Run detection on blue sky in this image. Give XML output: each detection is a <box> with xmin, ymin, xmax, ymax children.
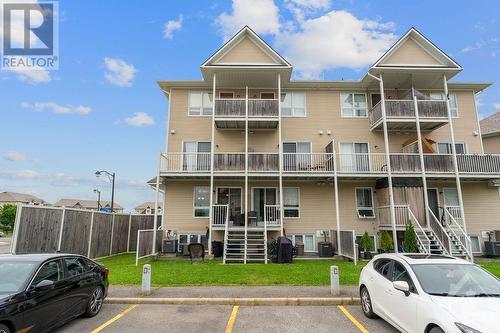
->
<box><xmin>1</xmin><ymin>0</ymin><xmax>499</xmax><ymax>211</ymax></box>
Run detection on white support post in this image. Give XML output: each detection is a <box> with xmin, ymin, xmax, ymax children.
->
<box><xmin>57</xmin><ymin>207</ymin><xmax>66</xmax><ymax>252</ymax></box>
<box><xmin>378</xmin><ymin>74</ymin><xmax>398</xmax><ymax>252</ymax></box>
<box><xmin>278</xmin><ymin>73</ymin><xmax>284</xmax><ymax>236</ymax></box>
<box><xmin>152</xmin><ymin>153</ymin><xmax>161</xmax><ymax>255</ymax></box>
<box><xmin>332</xmin><ymin>142</ymin><xmax>341</xmax><ymax>254</ymax></box>
<box><xmin>244</xmin><ymin>85</ymin><xmax>249</xmax><ymax>264</ymax></box>
<box><xmin>87</xmin><ymin>211</ymin><xmax>95</xmax><ymax>258</ymax></box>
<box><xmin>413</xmin><ymin>90</ymin><xmax>430</xmax><ymax>227</ymax></box>
<box><xmin>165</xmin><ymin>88</ymin><xmax>173</xmax><ymax>153</ymax></box>
<box><xmin>127</xmin><ymin>214</ymin><xmax>132</xmax><ymax>252</ymax></box>
<box><xmin>135</xmin><ymin>229</ymin><xmax>141</xmax><ymax>266</ymax></box>
<box><xmin>109</xmin><ymin>213</ymin><xmax>115</xmax><ymax>256</ymax></box>
<box><xmin>208</xmin><ymin>73</ymin><xmax>216</xmax><ymax>256</ymax></box>
<box><xmin>443</xmin><ymin>75</ymin><xmax>469</xmax><ymax>238</ymax></box>
<box><xmin>10</xmin><ymin>203</ymin><xmax>23</xmax><ymax>254</ymax></box>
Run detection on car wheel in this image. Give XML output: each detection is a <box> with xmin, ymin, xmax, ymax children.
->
<box><xmin>360</xmin><ymin>286</ymin><xmax>378</xmax><ymax>319</ymax></box>
<box><xmin>0</xmin><ymin>324</ymin><xmax>10</xmax><ymax>333</ymax></box>
<box><xmin>85</xmin><ymin>286</ymin><xmax>104</xmax><ymax>317</ymax></box>
<box><xmin>429</xmin><ymin>327</ymin><xmax>445</xmax><ymax>333</ymax></box>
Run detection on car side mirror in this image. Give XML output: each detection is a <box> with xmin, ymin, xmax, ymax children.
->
<box><xmin>393</xmin><ymin>280</ymin><xmax>410</xmax><ymax>296</ymax></box>
<box><xmin>34</xmin><ymin>280</ymin><xmax>55</xmax><ymax>291</ymax></box>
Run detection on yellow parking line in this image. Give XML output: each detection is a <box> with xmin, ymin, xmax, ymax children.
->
<box><xmin>225</xmin><ymin>305</ymin><xmax>239</xmax><ymax>333</ymax></box>
<box><xmin>338</xmin><ymin>305</ymin><xmax>369</xmax><ymax>333</ymax></box>
<box><xmin>90</xmin><ymin>304</ymin><xmax>139</xmax><ymax>333</ymax></box>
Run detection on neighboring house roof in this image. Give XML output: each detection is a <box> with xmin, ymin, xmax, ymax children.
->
<box><xmin>0</xmin><ymin>192</ymin><xmax>46</xmax><ymax>205</ymax></box>
<box><xmin>134</xmin><ymin>202</ymin><xmax>163</xmax><ymax>211</ymax></box>
<box><xmin>480</xmin><ymin>112</ymin><xmax>500</xmax><ymax>137</ymax></box>
<box><xmin>54</xmin><ymin>198</ymin><xmax>123</xmax><ymax>210</ymax></box>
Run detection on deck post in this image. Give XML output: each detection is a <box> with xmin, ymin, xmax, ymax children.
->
<box><xmin>332</xmin><ymin>141</ymin><xmax>341</xmax><ymax>254</ymax></box>
<box><xmin>208</xmin><ymin>73</ymin><xmax>216</xmax><ymax>257</ymax></box>
<box><xmin>244</xmin><ymin>85</ymin><xmax>248</xmax><ymax>264</ymax></box>
<box><xmin>152</xmin><ymin>153</ymin><xmax>161</xmax><ymax>255</ymax></box>
<box><xmin>278</xmin><ymin>73</ymin><xmax>284</xmax><ymax>237</ymax></box>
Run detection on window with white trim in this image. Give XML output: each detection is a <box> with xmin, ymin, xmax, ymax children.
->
<box><xmin>355</xmin><ymin>188</ymin><xmax>375</xmax><ymax>218</ymax></box>
<box><xmin>437</xmin><ymin>143</ymin><xmax>467</xmax><ymax>154</ymax></box>
<box><xmin>188</xmin><ymin>92</ymin><xmax>213</xmax><ymax>116</ymax></box>
<box><xmin>178</xmin><ymin>234</ymin><xmax>208</xmax><ymax>252</ymax></box>
<box><xmin>193</xmin><ymin>186</ymin><xmax>210</xmax><ymax>217</ymax></box>
<box><xmin>430</xmin><ymin>93</ymin><xmax>458</xmax><ymax>117</ymax></box>
<box><xmin>287</xmin><ymin>234</ymin><xmax>315</xmax><ymax>252</ymax></box>
<box><xmin>283</xmin><ymin>188</ymin><xmax>300</xmax><ymax>218</ymax></box>
<box><xmin>470</xmin><ymin>235</ymin><xmax>481</xmax><ymax>253</ymax></box>
<box><xmin>281</xmin><ymin>92</ymin><xmax>306</xmax><ymax>117</ymax></box>
<box><xmin>341</xmin><ymin>93</ymin><xmax>368</xmax><ymax>117</ymax></box>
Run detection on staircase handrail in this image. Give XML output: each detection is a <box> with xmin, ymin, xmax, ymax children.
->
<box><xmin>222</xmin><ymin>204</ymin><xmax>229</xmax><ymax>264</ymax></box>
<box><xmin>264</xmin><ymin>212</ymin><xmax>268</xmax><ymax>264</ymax></box>
<box><xmin>443</xmin><ymin>208</ymin><xmax>473</xmax><ymax>262</ymax></box>
<box><xmin>407</xmin><ymin>206</ymin><xmax>431</xmax><ymax>254</ymax></box>
<box><xmin>427</xmin><ymin>207</ymin><xmax>452</xmax><ymax>255</ymax></box>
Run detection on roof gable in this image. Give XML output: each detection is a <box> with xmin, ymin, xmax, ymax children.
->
<box><xmin>373</xmin><ymin>28</ymin><xmax>461</xmax><ymax>69</ymax></box>
<box><xmin>202</xmin><ymin>26</ymin><xmax>291</xmax><ymax>67</ymax></box>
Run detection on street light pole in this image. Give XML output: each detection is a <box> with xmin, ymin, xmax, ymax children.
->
<box><xmin>95</xmin><ymin>170</ymin><xmax>116</xmax><ymax>213</ymax></box>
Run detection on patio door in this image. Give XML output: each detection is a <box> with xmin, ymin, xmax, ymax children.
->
<box><xmin>253</xmin><ymin>188</ymin><xmax>278</xmax><ymax>222</ymax></box>
<box><xmin>427</xmin><ymin>189</ymin><xmax>439</xmax><ymax>221</ymax></box>
<box><xmin>216</xmin><ymin>187</ymin><xmax>242</xmax><ymax>221</ymax></box>
<box><xmin>183</xmin><ymin>141</ymin><xmax>211</xmax><ymax>171</ymax></box>
<box><xmin>339</xmin><ymin>142</ymin><xmax>369</xmax><ymax>172</ymax></box>
<box><xmin>283</xmin><ymin>142</ymin><xmax>311</xmax><ymax>171</ymax></box>
<box><xmin>443</xmin><ymin>188</ymin><xmax>461</xmax><ymax>223</ymax></box>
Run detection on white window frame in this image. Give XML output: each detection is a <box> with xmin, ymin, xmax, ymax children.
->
<box><xmin>188</xmin><ymin>91</ymin><xmax>213</xmax><ymax>116</ymax></box>
<box><xmin>338</xmin><ymin>142</ymin><xmax>371</xmax><ymax>172</ymax></box>
<box><xmin>283</xmin><ymin>187</ymin><xmax>300</xmax><ymax>219</ymax></box>
<box><xmin>287</xmin><ymin>234</ymin><xmax>316</xmax><ymax>252</ymax></box>
<box><xmin>430</xmin><ymin>92</ymin><xmax>458</xmax><ymax>118</ymax></box>
<box><xmin>469</xmin><ymin>235</ymin><xmax>482</xmax><ymax>254</ymax></box>
<box><xmin>281</xmin><ymin>91</ymin><xmax>306</xmax><ymax>117</ymax></box>
<box><xmin>436</xmin><ymin>142</ymin><xmax>467</xmax><ymax>155</ymax></box>
<box><xmin>193</xmin><ymin>186</ymin><xmax>210</xmax><ymax>218</ymax></box>
<box><xmin>341</xmin><ymin>92</ymin><xmax>368</xmax><ymax>118</ymax></box>
<box><xmin>178</xmin><ymin>233</ymin><xmax>208</xmax><ymax>252</ymax></box>
<box><xmin>355</xmin><ymin>187</ymin><xmax>375</xmax><ymax>219</ymax></box>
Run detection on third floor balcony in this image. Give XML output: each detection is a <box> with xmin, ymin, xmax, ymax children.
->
<box><xmin>214</xmin><ymin>98</ymin><xmax>279</xmax><ymax>129</ymax></box>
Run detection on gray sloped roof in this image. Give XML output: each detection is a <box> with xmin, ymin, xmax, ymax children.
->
<box><xmin>54</xmin><ymin>198</ymin><xmax>123</xmax><ymax>209</ymax></box>
<box><xmin>480</xmin><ymin>112</ymin><xmax>500</xmax><ymax>136</ymax></box>
<box><xmin>0</xmin><ymin>191</ymin><xmax>46</xmax><ymax>204</ymax></box>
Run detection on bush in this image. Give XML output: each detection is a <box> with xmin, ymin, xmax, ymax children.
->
<box><xmin>0</xmin><ymin>204</ymin><xmax>16</xmax><ymax>230</ymax></box>
<box><xmin>403</xmin><ymin>222</ymin><xmax>418</xmax><ymax>253</ymax></box>
<box><xmin>359</xmin><ymin>232</ymin><xmax>373</xmax><ymax>252</ymax></box>
<box><xmin>379</xmin><ymin>230</ymin><xmax>394</xmax><ymax>252</ymax></box>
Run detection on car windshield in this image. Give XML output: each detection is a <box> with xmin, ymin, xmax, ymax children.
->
<box><xmin>412</xmin><ymin>264</ymin><xmax>500</xmax><ymax>297</ymax></box>
<box><xmin>0</xmin><ymin>261</ymin><xmax>37</xmax><ymax>293</ymax></box>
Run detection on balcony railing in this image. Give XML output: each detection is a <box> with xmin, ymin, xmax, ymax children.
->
<box><xmin>370</xmin><ymin>99</ymin><xmax>449</xmax><ymax>126</ymax></box>
<box><xmin>160</xmin><ymin>152</ymin><xmax>500</xmax><ymax>175</ymax></box>
<box><xmin>214</xmin><ymin>99</ymin><xmax>279</xmax><ymax>117</ymax></box>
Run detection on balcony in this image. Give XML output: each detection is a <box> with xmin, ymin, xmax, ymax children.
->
<box><xmin>369</xmin><ymin>99</ymin><xmax>449</xmax><ymax>131</ymax></box>
<box><xmin>159</xmin><ymin>152</ymin><xmax>500</xmax><ymax>178</ymax></box>
<box><xmin>214</xmin><ymin>99</ymin><xmax>279</xmax><ymax>129</ymax></box>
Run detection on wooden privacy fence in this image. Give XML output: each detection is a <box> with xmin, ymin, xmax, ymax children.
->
<box><xmin>11</xmin><ymin>204</ymin><xmax>161</xmax><ymax>259</ymax></box>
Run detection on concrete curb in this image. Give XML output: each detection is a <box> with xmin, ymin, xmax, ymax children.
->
<box><xmin>105</xmin><ymin>297</ymin><xmax>361</xmax><ymax>306</ymax></box>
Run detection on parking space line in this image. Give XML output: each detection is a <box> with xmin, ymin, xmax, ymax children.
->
<box><xmin>224</xmin><ymin>305</ymin><xmax>239</xmax><ymax>333</ymax></box>
<box><xmin>89</xmin><ymin>304</ymin><xmax>139</xmax><ymax>333</ymax></box>
<box><xmin>338</xmin><ymin>306</ymin><xmax>369</xmax><ymax>333</ymax></box>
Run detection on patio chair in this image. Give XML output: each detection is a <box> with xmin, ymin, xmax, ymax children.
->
<box><xmin>247</xmin><ymin>211</ymin><xmax>258</xmax><ymax>226</ymax></box>
<box><xmin>188</xmin><ymin>243</ymin><xmax>205</xmax><ymax>262</ymax></box>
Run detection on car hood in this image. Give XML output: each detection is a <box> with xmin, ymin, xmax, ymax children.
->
<box><xmin>431</xmin><ymin>296</ymin><xmax>500</xmax><ymax>332</ymax></box>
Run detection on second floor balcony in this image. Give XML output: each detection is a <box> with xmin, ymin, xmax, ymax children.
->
<box><xmin>214</xmin><ymin>98</ymin><xmax>279</xmax><ymax>129</ymax></box>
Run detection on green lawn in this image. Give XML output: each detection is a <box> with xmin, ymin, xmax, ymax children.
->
<box><xmin>477</xmin><ymin>260</ymin><xmax>500</xmax><ymax>278</ymax></box>
<box><xmin>97</xmin><ymin>254</ymin><xmax>366</xmax><ymax>286</ymax></box>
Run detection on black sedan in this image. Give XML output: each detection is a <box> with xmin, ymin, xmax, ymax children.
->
<box><xmin>0</xmin><ymin>253</ymin><xmax>109</xmax><ymax>333</ymax></box>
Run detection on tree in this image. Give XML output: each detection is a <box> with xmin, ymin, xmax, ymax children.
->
<box><xmin>403</xmin><ymin>222</ymin><xmax>418</xmax><ymax>253</ymax></box>
<box><xmin>359</xmin><ymin>232</ymin><xmax>373</xmax><ymax>252</ymax></box>
<box><xmin>0</xmin><ymin>204</ymin><xmax>16</xmax><ymax>230</ymax></box>
<box><xmin>379</xmin><ymin>230</ymin><xmax>394</xmax><ymax>252</ymax></box>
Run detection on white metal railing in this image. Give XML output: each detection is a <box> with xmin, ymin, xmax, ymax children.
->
<box><xmin>443</xmin><ymin>206</ymin><xmax>463</xmax><ymax>227</ymax></box>
<box><xmin>339</xmin><ymin>230</ymin><xmax>357</xmax><ymax>265</ymax></box>
<box><xmin>443</xmin><ymin>208</ymin><xmax>473</xmax><ymax>262</ymax></box>
<box><xmin>457</xmin><ymin>154</ymin><xmax>500</xmax><ymax>174</ymax></box>
<box><xmin>264</xmin><ymin>205</ymin><xmax>281</xmax><ymax>226</ymax></box>
<box><xmin>428</xmin><ymin>207</ymin><xmax>452</xmax><ymax>255</ymax></box>
<box><xmin>212</xmin><ymin>204</ymin><xmax>229</xmax><ymax>226</ymax></box>
<box><xmin>407</xmin><ymin>207</ymin><xmax>431</xmax><ymax>254</ymax></box>
<box><xmin>282</xmin><ymin>153</ymin><xmax>334</xmax><ymax>173</ymax></box>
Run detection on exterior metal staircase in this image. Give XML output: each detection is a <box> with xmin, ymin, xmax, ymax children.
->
<box><xmin>223</xmin><ymin>229</ymin><xmax>267</xmax><ymax>264</ymax></box>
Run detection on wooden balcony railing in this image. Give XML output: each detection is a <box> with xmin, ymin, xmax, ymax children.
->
<box><xmin>214</xmin><ymin>99</ymin><xmax>279</xmax><ymax>117</ymax></box>
<box><xmin>370</xmin><ymin>99</ymin><xmax>449</xmax><ymax>126</ymax></box>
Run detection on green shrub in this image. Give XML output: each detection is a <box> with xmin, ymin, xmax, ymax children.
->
<box><xmin>359</xmin><ymin>232</ymin><xmax>373</xmax><ymax>252</ymax></box>
<box><xmin>403</xmin><ymin>222</ymin><xmax>418</xmax><ymax>253</ymax></box>
<box><xmin>379</xmin><ymin>230</ymin><xmax>394</xmax><ymax>252</ymax></box>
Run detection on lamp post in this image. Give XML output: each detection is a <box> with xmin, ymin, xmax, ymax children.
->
<box><xmin>95</xmin><ymin>170</ymin><xmax>115</xmax><ymax>213</ymax></box>
<box><xmin>93</xmin><ymin>189</ymin><xmax>101</xmax><ymax>211</ymax></box>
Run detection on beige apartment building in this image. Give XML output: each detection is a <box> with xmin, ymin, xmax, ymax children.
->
<box><xmin>155</xmin><ymin>26</ymin><xmax>500</xmax><ymax>263</ymax></box>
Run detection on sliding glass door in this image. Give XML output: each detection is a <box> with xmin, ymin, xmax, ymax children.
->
<box><xmin>216</xmin><ymin>187</ymin><xmax>242</xmax><ymax>221</ymax></box>
<box><xmin>183</xmin><ymin>142</ymin><xmax>211</xmax><ymax>171</ymax></box>
<box><xmin>283</xmin><ymin>142</ymin><xmax>311</xmax><ymax>171</ymax></box>
<box><xmin>253</xmin><ymin>188</ymin><xmax>277</xmax><ymax>222</ymax></box>
<box><xmin>339</xmin><ymin>142</ymin><xmax>369</xmax><ymax>172</ymax></box>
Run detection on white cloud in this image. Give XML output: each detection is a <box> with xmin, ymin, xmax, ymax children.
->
<box><xmin>460</xmin><ymin>41</ymin><xmax>485</xmax><ymax>54</ymax></box>
<box><xmin>104</xmin><ymin>57</ymin><xmax>137</xmax><ymax>87</ymax></box>
<box><xmin>5</xmin><ymin>67</ymin><xmax>51</xmax><ymax>84</ymax></box>
<box><xmin>216</xmin><ymin>0</ymin><xmax>280</xmax><ymax>40</ymax></box>
<box><xmin>163</xmin><ymin>15</ymin><xmax>183</xmax><ymax>39</ymax></box>
<box><xmin>276</xmin><ymin>10</ymin><xmax>396</xmax><ymax>78</ymax></box>
<box><xmin>494</xmin><ymin>103</ymin><xmax>500</xmax><ymax>111</ymax></box>
<box><xmin>2</xmin><ymin>151</ymin><xmax>29</xmax><ymax>162</ymax></box>
<box><xmin>123</xmin><ymin>112</ymin><xmax>155</xmax><ymax>127</ymax></box>
<box><xmin>21</xmin><ymin>101</ymin><xmax>91</xmax><ymax>115</ymax></box>
<box><xmin>0</xmin><ymin>169</ymin><xmax>40</xmax><ymax>179</ymax></box>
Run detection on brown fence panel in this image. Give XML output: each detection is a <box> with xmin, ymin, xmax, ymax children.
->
<box><xmin>60</xmin><ymin>209</ymin><xmax>93</xmax><ymax>255</ymax></box>
<box><xmin>128</xmin><ymin>215</ymin><xmax>161</xmax><ymax>251</ymax></box>
<box><xmin>15</xmin><ymin>206</ymin><xmax>63</xmax><ymax>254</ymax></box>
<box><xmin>90</xmin><ymin>213</ymin><xmax>113</xmax><ymax>258</ymax></box>
<box><xmin>111</xmin><ymin>215</ymin><xmax>129</xmax><ymax>255</ymax></box>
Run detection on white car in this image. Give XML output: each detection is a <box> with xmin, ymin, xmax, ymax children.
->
<box><xmin>359</xmin><ymin>253</ymin><xmax>500</xmax><ymax>333</ymax></box>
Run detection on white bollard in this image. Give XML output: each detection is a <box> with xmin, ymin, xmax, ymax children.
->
<box><xmin>142</xmin><ymin>264</ymin><xmax>151</xmax><ymax>295</ymax></box>
<box><xmin>330</xmin><ymin>265</ymin><xmax>340</xmax><ymax>296</ymax></box>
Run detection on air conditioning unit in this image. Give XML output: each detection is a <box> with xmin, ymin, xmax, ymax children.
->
<box><xmin>162</xmin><ymin>239</ymin><xmax>178</xmax><ymax>253</ymax></box>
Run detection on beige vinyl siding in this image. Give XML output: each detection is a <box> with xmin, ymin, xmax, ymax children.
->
<box><xmin>482</xmin><ymin>135</ymin><xmax>500</xmax><ymax>153</ymax></box>
<box><xmin>215</xmin><ymin>37</ymin><xmax>277</xmax><ymax>64</ymax></box>
<box><xmin>381</xmin><ymin>38</ymin><xmax>442</xmax><ymax>66</ymax></box>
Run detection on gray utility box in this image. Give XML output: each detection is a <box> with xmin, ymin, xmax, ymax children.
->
<box><xmin>318</xmin><ymin>242</ymin><xmax>334</xmax><ymax>257</ymax></box>
<box><xmin>162</xmin><ymin>240</ymin><xmax>178</xmax><ymax>253</ymax></box>
<box><xmin>484</xmin><ymin>241</ymin><xmax>500</xmax><ymax>257</ymax></box>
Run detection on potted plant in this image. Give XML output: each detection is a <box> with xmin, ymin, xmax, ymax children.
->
<box><xmin>268</xmin><ymin>239</ymin><xmax>278</xmax><ymax>263</ymax></box>
<box><xmin>359</xmin><ymin>232</ymin><xmax>373</xmax><ymax>259</ymax></box>
<box><xmin>379</xmin><ymin>230</ymin><xmax>394</xmax><ymax>253</ymax></box>
<box><xmin>403</xmin><ymin>222</ymin><xmax>418</xmax><ymax>253</ymax></box>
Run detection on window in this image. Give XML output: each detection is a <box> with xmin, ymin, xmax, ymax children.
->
<box><xmin>339</xmin><ymin>142</ymin><xmax>369</xmax><ymax>172</ymax></box>
<box><xmin>283</xmin><ymin>142</ymin><xmax>311</xmax><ymax>171</ymax></box>
<box><xmin>178</xmin><ymin>234</ymin><xmax>208</xmax><ymax>252</ymax></box>
<box><xmin>260</xmin><ymin>92</ymin><xmax>275</xmax><ymax>99</ymax></box>
<box><xmin>437</xmin><ymin>143</ymin><xmax>466</xmax><ymax>155</ymax></box>
<box><xmin>281</xmin><ymin>92</ymin><xmax>306</xmax><ymax>117</ymax></box>
<box><xmin>356</xmin><ymin>188</ymin><xmax>374</xmax><ymax>218</ymax></box>
<box><xmin>374</xmin><ymin>259</ymin><xmax>391</xmax><ymax>279</ymax></box>
<box><xmin>193</xmin><ymin>186</ymin><xmax>210</xmax><ymax>217</ymax></box>
<box><xmin>183</xmin><ymin>141</ymin><xmax>211</xmax><ymax>171</ymax></box>
<box><xmin>188</xmin><ymin>92</ymin><xmax>213</xmax><ymax>116</ymax></box>
<box><xmin>219</xmin><ymin>91</ymin><xmax>234</xmax><ymax>99</ymax></box>
<box><xmin>392</xmin><ymin>262</ymin><xmax>417</xmax><ymax>293</ymax></box>
<box><xmin>288</xmin><ymin>234</ymin><xmax>315</xmax><ymax>252</ymax></box>
<box><xmin>430</xmin><ymin>93</ymin><xmax>458</xmax><ymax>117</ymax></box>
<box><xmin>341</xmin><ymin>93</ymin><xmax>368</xmax><ymax>117</ymax></box>
<box><xmin>32</xmin><ymin>260</ymin><xmax>63</xmax><ymax>285</ymax></box>
<box><xmin>470</xmin><ymin>235</ymin><xmax>481</xmax><ymax>253</ymax></box>
<box><xmin>283</xmin><ymin>188</ymin><xmax>299</xmax><ymax>218</ymax></box>
<box><xmin>64</xmin><ymin>258</ymin><xmax>86</xmax><ymax>277</ymax></box>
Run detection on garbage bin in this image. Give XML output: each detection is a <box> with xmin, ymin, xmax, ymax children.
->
<box><xmin>277</xmin><ymin>236</ymin><xmax>293</xmax><ymax>263</ymax></box>
<box><xmin>212</xmin><ymin>241</ymin><xmax>223</xmax><ymax>258</ymax></box>
<box><xmin>296</xmin><ymin>242</ymin><xmax>304</xmax><ymax>256</ymax></box>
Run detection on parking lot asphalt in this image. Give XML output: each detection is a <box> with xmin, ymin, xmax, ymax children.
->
<box><xmin>0</xmin><ymin>237</ymin><xmax>11</xmax><ymax>254</ymax></box>
<box><xmin>55</xmin><ymin>304</ymin><xmax>399</xmax><ymax>333</ymax></box>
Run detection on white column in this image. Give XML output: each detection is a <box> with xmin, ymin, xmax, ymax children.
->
<box><xmin>379</xmin><ymin>74</ymin><xmax>398</xmax><ymax>252</ymax></box>
<box><xmin>332</xmin><ymin>142</ymin><xmax>341</xmax><ymax>253</ymax></box>
<box><xmin>152</xmin><ymin>153</ymin><xmax>161</xmax><ymax>254</ymax></box>
<box><xmin>208</xmin><ymin>73</ymin><xmax>216</xmax><ymax>256</ymax></box>
<box><xmin>244</xmin><ymin>85</ymin><xmax>249</xmax><ymax>264</ymax></box>
<box><xmin>278</xmin><ymin>73</ymin><xmax>284</xmax><ymax>236</ymax></box>
<box><xmin>57</xmin><ymin>207</ymin><xmax>66</xmax><ymax>252</ymax></box>
<box><xmin>443</xmin><ymin>75</ymin><xmax>468</xmax><ymax>235</ymax></box>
